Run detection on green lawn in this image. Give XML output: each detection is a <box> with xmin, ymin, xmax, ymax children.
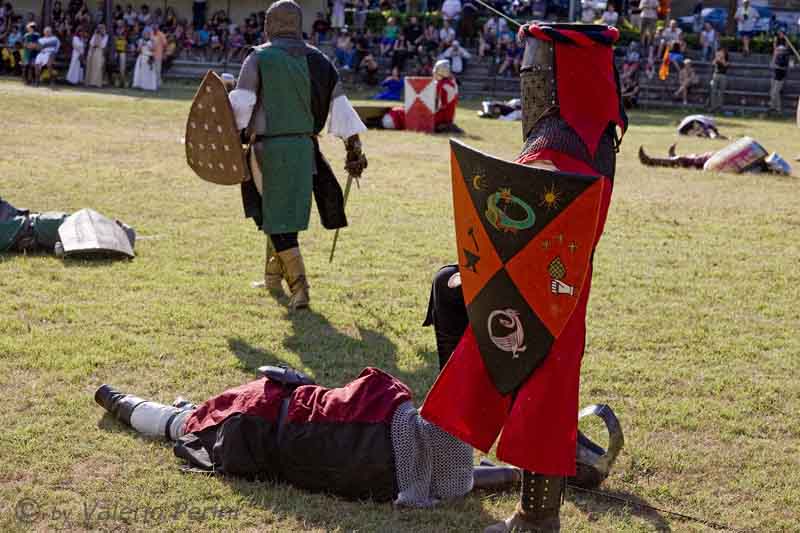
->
<box><xmin>0</xmin><ymin>79</ymin><xmax>798</xmax><ymax>532</ymax></box>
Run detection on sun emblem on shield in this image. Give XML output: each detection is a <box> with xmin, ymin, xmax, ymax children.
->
<box><xmin>539</xmin><ymin>183</ymin><xmax>561</xmax><ymax>210</ymax></box>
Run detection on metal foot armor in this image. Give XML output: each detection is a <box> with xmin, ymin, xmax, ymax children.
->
<box><xmin>485</xmin><ymin>472</ymin><xmax>564</xmax><ymax>533</ymax></box>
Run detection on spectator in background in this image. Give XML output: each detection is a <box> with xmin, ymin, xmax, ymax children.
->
<box><xmin>479</xmin><ymin>16</ymin><xmax>497</xmax><ymax>59</ymax></box>
<box><xmin>151</xmin><ymin>24</ymin><xmax>166</xmax><ymax>86</ymax></box>
<box><xmin>441</xmin><ymin>39</ymin><xmax>470</xmax><ymax>74</ymax></box>
<box><xmin>331</xmin><ymin>0</ymin><xmax>345</xmax><ymax>30</ymax></box>
<box><xmin>113</xmin><ymin>24</ymin><xmax>128</xmax><ymax>87</ymax></box>
<box><xmin>460</xmin><ymin>1</ymin><xmax>478</xmax><ymax>46</ymax></box>
<box><xmin>638</xmin><ymin>0</ymin><xmax>659</xmax><ymax>47</ymax></box>
<box><xmin>334</xmin><ymin>27</ymin><xmax>354</xmax><ymax>69</ymax></box>
<box><xmin>138</xmin><ymin>4</ymin><xmax>151</xmax><ymax>27</ymax></box>
<box><xmin>391</xmin><ymin>33</ymin><xmax>412</xmax><ymax>72</ymax></box>
<box><xmin>700</xmin><ymin>21</ymin><xmax>717</xmax><ymax>61</ymax></box>
<box><xmin>359</xmin><ymin>51</ymin><xmax>379</xmax><ymax>85</ymax></box>
<box><xmin>123</xmin><ymin>4</ymin><xmax>136</xmax><ymax>26</ymax></box>
<box><xmin>497</xmin><ymin>38</ymin><xmax>520</xmax><ymax>76</ymax></box>
<box><xmin>657</xmin><ymin>19</ymin><xmax>681</xmax><ymax>62</ymax></box>
<box><xmin>195</xmin><ymin>23</ymin><xmax>209</xmax><ymax>60</ymax></box>
<box><xmin>354</xmin><ymin>0</ymin><xmax>367</xmax><ymax>32</ymax></box>
<box><xmin>769</xmin><ymin>33</ymin><xmax>790</xmax><ymax>113</ymax></box>
<box><xmin>381</xmin><ymin>17</ymin><xmax>399</xmax><ymax>56</ymax></box>
<box><xmin>85</xmin><ymin>23</ymin><xmax>107</xmax><ymax>87</ymax></box>
<box><xmin>192</xmin><ymin>0</ymin><xmax>206</xmax><ymax>30</ymax></box>
<box><xmin>439</xmin><ymin>19</ymin><xmax>456</xmax><ymax>50</ymax></box>
<box><xmin>692</xmin><ymin>0</ymin><xmax>704</xmax><ymax>33</ymax></box>
<box><xmin>163</xmin><ymin>7</ymin><xmax>177</xmax><ymax>31</ymax></box>
<box><xmin>581</xmin><ymin>0</ymin><xmax>597</xmax><ymax>23</ymax></box>
<box><xmin>709</xmin><ymin>47</ymin><xmax>729</xmax><ymax>112</ymax></box>
<box><xmin>441</xmin><ymin>0</ymin><xmax>462</xmax><ymax>25</ymax></box>
<box><xmin>374</xmin><ymin>66</ymin><xmax>403</xmax><ymax>100</ymax></box>
<box><xmin>404</xmin><ymin>15</ymin><xmax>423</xmax><ymax>49</ymax></box>
<box><xmin>33</xmin><ymin>25</ymin><xmax>59</xmax><ymax>86</ymax></box>
<box><xmin>673</xmin><ymin>58</ymin><xmax>698</xmax><ymax>104</ymax></box>
<box><xmin>208</xmin><ymin>26</ymin><xmax>223</xmax><ymax>62</ymax></box>
<box><xmin>227</xmin><ymin>27</ymin><xmax>245</xmax><ymax>61</ymax></box>
<box><xmin>132</xmin><ymin>27</ymin><xmax>157</xmax><ymax>90</ymax></box>
<box><xmin>52</xmin><ymin>1</ymin><xmax>64</xmax><ymax>24</ymax></box>
<box><xmin>21</xmin><ymin>21</ymin><xmax>40</xmax><ymax>85</ymax></box>
<box><xmin>601</xmin><ymin>4</ymin><xmax>618</xmax><ymax>27</ymax></box>
<box><xmin>735</xmin><ymin>0</ymin><xmax>759</xmax><ymax>56</ymax></box>
<box><xmin>311</xmin><ymin>12</ymin><xmax>330</xmax><ymax>44</ymax></box>
<box><xmin>353</xmin><ymin>30</ymin><xmax>370</xmax><ymax>72</ymax></box>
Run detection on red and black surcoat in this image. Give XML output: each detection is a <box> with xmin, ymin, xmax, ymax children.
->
<box><xmin>175</xmin><ymin>367</ymin><xmax>411</xmax><ymax>501</ymax></box>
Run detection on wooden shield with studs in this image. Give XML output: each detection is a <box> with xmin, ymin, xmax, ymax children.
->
<box><xmin>185</xmin><ymin>71</ymin><xmax>248</xmax><ymax>185</ymax></box>
<box><xmin>450</xmin><ymin>139</ymin><xmax>605</xmax><ymax>394</ymax></box>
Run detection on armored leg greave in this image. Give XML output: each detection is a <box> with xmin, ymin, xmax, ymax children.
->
<box><xmin>485</xmin><ymin>472</ymin><xmax>564</xmax><ymax>533</ymax></box>
<box><xmin>278</xmin><ymin>247</ymin><xmax>309</xmax><ymax>310</ymax></box>
<box><xmin>638</xmin><ymin>145</ymin><xmax>710</xmax><ymax>169</ymax></box>
<box><xmin>95</xmin><ymin>385</ymin><xmax>194</xmax><ymax>441</ymax></box>
<box><xmin>425</xmin><ymin>265</ymin><xmax>469</xmax><ymax>369</ymax></box>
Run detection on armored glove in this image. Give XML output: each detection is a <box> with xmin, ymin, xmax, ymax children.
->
<box><xmin>344</xmin><ymin>134</ymin><xmax>368</xmax><ymax>177</ymax></box>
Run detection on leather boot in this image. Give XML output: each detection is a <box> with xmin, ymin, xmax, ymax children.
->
<box><xmin>278</xmin><ymin>247</ymin><xmax>309</xmax><ymax>310</ymax></box>
<box><xmin>484</xmin><ymin>472</ymin><xmax>563</xmax><ymax>533</ymax></box>
<box><xmin>252</xmin><ymin>241</ymin><xmax>285</xmax><ymax>290</ymax></box>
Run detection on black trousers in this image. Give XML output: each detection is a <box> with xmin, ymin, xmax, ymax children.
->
<box><xmin>270</xmin><ymin>232</ymin><xmax>299</xmax><ymax>253</ymax></box>
<box><xmin>423</xmin><ymin>265</ymin><xmax>469</xmax><ymax>370</ymax></box>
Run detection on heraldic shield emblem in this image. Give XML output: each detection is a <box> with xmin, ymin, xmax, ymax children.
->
<box><xmin>450</xmin><ymin>140</ymin><xmax>605</xmax><ymax>394</ymax></box>
<box><xmin>185</xmin><ymin>71</ymin><xmax>248</xmax><ymax>185</ymax></box>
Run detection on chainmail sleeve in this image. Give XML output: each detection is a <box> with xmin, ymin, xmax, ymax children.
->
<box><xmin>391</xmin><ymin>401</ymin><xmax>474</xmax><ymax>507</ymax></box>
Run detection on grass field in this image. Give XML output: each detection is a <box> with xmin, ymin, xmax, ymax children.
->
<box><xmin>0</xmin><ymin>78</ymin><xmax>799</xmax><ymax>532</ymax></box>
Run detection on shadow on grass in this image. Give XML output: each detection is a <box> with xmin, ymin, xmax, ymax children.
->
<box><xmin>226</xmin><ymin>304</ymin><xmax>436</xmax><ymax>389</ymax></box>
<box><xmin>570</xmin><ymin>487</ymin><xmax>672</xmax><ymax>532</ymax></box>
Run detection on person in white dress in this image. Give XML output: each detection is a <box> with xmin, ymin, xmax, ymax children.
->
<box><xmin>66</xmin><ymin>30</ymin><xmax>87</xmax><ymax>85</ymax></box>
<box><xmin>85</xmin><ymin>24</ymin><xmax>108</xmax><ymax>87</ymax></box>
<box><xmin>34</xmin><ymin>26</ymin><xmax>60</xmax><ymax>86</ymax></box>
<box><xmin>132</xmin><ymin>30</ymin><xmax>157</xmax><ymax>91</ymax></box>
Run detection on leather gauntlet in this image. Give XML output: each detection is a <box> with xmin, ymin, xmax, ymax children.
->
<box><xmin>344</xmin><ymin>134</ymin><xmax>368</xmax><ymax>177</ymax></box>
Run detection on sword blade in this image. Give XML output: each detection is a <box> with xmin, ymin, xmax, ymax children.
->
<box><xmin>328</xmin><ymin>173</ymin><xmax>356</xmax><ymax>263</ymax></box>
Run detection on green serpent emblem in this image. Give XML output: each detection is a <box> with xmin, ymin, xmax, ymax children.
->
<box><xmin>485</xmin><ymin>188</ymin><xmax>536</xmax><ymax>233</ymax></box>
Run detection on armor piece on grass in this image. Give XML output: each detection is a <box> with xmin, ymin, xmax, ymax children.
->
<box><xmin>58</xmin><ymin>208</ymin><xmax>135</xmax><ymax>259</ymax></box>
<box><xmin>185</xmin><ymin>70</ymin><xmax>248</xmax><ymax>186</ymax></box>
<box><xmin>703</xmin><ymin>136</ymin><xmax>768</xmax><ymax>173</ymax></box>
<box><xmin>677</xmin><ymin>114</ymin><xmax>724</xmax><ymax>139</ymax></box>
<box><xmin>571</xmin><ymin>404</ymin><xmax>624</xmax><ymax>489</ymax></box>
<box><xmin>265</xmin><ymin>0</ymin><xmax>303</xmax><ymax>40</ymax></box>
<box><xmin>449</xmin><ymin>139</ymin><xmax>605</xmax><ymax>394</ymax></box>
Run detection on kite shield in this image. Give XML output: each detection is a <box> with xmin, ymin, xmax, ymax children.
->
<box><xmin>58</xmin><ymin>209</ymin><xmax>135</xmax><ymax>259</ymax></box>
<box><xmin>450</xmin><ymin>139</ymin><xmax>604</xmax><ymax>394</ymax></box>
<box><xmin>185</xmin><ymin>71</ymin><xmax>248</xmax><ymax>185</ymax></box>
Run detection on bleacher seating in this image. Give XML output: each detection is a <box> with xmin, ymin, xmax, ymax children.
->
<box><xmin>162</xmin><ymin>44</ymin><xmax>800</xmax><ymax>116</ymax></box>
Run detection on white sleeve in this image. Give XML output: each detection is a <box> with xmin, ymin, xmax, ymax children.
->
<box><xmin>228</xmin><ymin>89</ymin><xmax>257</xmax><ymax>131</ymax></box>
<box><xmin>328</xmin><ymin>94</ymin><xmax>367</xmax><ymax>139</ymax></box>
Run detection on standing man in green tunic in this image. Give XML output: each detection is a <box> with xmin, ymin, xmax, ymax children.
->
<box><xmin>228</xmin><ymin>0</ymin><xmax>368</xmax><ymax>310</ymax></box>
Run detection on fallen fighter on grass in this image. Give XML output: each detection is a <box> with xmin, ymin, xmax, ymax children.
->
<box><xmin>0</xmin><ymin>196</ymin><xmax>136</xmax><ymax>258</ymax></box>
<box><xmin>95</xmin><ymin>364</ymin><xmax>621</xmax><ymax>508</ymax></box>
<box><xmin>639</xmin><ymin>136</ymin><xmax>792</xmax><ymax>175</ymax></box>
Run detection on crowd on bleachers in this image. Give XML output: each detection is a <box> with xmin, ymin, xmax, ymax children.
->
<box><xmin>0</xmin><ymin>0</ymin><xmax>796</xmax><ymax>112</ymax></box>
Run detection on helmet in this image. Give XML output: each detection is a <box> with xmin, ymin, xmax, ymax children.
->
<box><xmin>265</xmin><ymin>0</ymin><xmax>302</xmax><ymax>40</ymax></box>
<box><xmin>433</xmin><ymin>59</ymin><xmax>452</xmax><ymax>80</ymax></box>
